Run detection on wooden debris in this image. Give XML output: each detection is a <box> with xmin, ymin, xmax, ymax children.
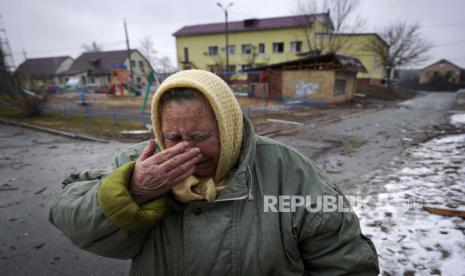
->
<box><xmin>34</xmin><ymin>243</ymin><xmax>46</xmax><ymax>250</ymax></box>
<box><xmin>34</xmin><ymin>187</ymin><xmax>47</xmax><ymax>195</ymax></box>
<box><xmin>0</xmin><ymin>119</ymin><xmax>108</xmax><ymax>143</ymax></box>
<box><xmin>423</xmin><ymin>206</ymin><xmax>465</xmax><ymax>219</ymax></box>
<box><xmin>0</xmin><ymin>184</ymin><xmax>18</xmax><ymax>192</ymax></box>
<box><xmin>267</xmin><ymin>118</ymin><xmax>303</xmax><ymax>126</ymax></box>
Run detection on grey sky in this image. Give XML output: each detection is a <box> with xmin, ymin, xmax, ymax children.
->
<box><xmin>1</xmin><ymin>0</ymin><xmax>465</xmax><ymax>69</ymax></box>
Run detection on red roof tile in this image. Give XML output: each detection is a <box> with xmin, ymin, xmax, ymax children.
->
<box><xmin>173</xmin><ymin>13</ymin><xmax>333</xmax><ymax>37</ymax></box>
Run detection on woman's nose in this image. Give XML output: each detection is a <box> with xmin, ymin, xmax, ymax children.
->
<box><xmin>182</xmin><ymin>136</ymin><xmax>197</xmax><ymax>147</ymax></box>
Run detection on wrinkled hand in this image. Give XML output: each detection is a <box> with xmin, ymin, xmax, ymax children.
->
<box><xmin>130</xmin><ymin>140</ymin><xmax>201</xmax><ymax>205</ymax></box>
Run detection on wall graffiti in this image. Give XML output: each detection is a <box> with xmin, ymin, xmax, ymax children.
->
<box><xmin>295</xmin><ymin>81</ymin><xmax>319</xmax><ymax>98</ymax></box>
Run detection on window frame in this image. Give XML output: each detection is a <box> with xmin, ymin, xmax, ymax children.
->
<box><xmin>272</xmin><ymin>42</ymin><xmax>284</xmax><ymax>53</ymax></box>
<box><xmin>241</xmin><ymin>44</ymin><xmax>254</xmax><ymax>55</ymax></box>
<box><xmin>208</xmin><ymin>46</ymin><xmax>219</xmax><ymax>56</ymax></box>
<box><xmin>258</xmin><ymin>43</ymin><xmax>265</xmax><ymax>54</ymax></box>
<box><xmin>290</xmin><ymin>41</ymin><xmax>302</xmax><ymax>53</ymax></box>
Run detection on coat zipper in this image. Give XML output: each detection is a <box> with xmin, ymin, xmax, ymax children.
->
<box><xmin>214</xmin><ymin>165</ymin><xmax>254</xmax><ymax>202</ymax></box>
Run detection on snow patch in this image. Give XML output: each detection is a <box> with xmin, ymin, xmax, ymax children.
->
<box><xmin>352</xmin><ymin>134</ymin><xmax>465</xmax><ymax>276</ymax></box>
<box><xmin>450</xmin><ymin>113</ymin><xmax>465</xmax><ymax>126</ymax></box>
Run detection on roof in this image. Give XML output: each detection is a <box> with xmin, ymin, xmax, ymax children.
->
<box><xmin>421</xmin><ymin>59</ymin><xmax>463</xmax><ymax>71</ymax></box>
<box><xmin>315</xmin><ymin>32</ymin><xmax>389</xmax><ymax>47</ymax></box>
<box><xmin>245</xmin><ymin>53</ymin><xmax>367</xmax><ymax>73</ymax></box>
<box><xmin>15</xmin><ymin>56</ymin><xmax>72</xmax><ymax>78</ymax></box>
<box><xmin>64</xmin><ymin>49</ymin><xmax>136</xmax><ymax>76</ymax></box>
<box><xmin>173</xmin><ymin>13</ymin><xmax>334</xmax><ymax>37</ymax></box>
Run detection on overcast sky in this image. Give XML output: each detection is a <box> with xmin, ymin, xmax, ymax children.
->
<box><xmin>1</xmin><ymin>0</ymin><xmax>465</xmax><ymax>69</ymax></box>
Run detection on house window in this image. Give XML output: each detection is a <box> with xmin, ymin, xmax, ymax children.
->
<box><xmin>241</xmin><ymin>64</ymin><xmax>251</xmax><ymax>71</ymax></box>
<box><xmin>130</xmin><ymin>60</ymin><xmax>136</xmax><ymax>68</ymax></box>
<box><xmin>334</xmin><ymin>79</ymin><xmax>347</xmax><ymax>96</ymax></box>
<box><xmin>228</xmin><ymin>65</ymin><xmax>236</xmax><ymax>72</ymax></box>
<box><xmin>258</xmin><ymin>43</ymin><xmax>265</xmax><ymax>54</ymax></box>
<box><xmin>241</xmin><ymin>44</ymin><xmax>253</xmax><ymax>55</ymax></box>
<box><xmin>208</xmin><ymin>46</ymin><xmax>218</xmax><ymax>56</ymax></box>
<box><xmin>290</xmin><ymin>41</ymin><xmax>302</xmax><ymax>53</ymax></box>
<box><xmin>272</xmin><ymin>42</ymin><xmax>284</xmax><ymax>53</ymax></box>
<box><xmin>184</xmin><ymin>47</ymin><xmax>189</xmax><ymax>62</ymax></box>
<box><xmin>227</xmin><ymin>45</ymin><xmax>236</xmax><ymax>55</ymax></box>
<box><xmin>90</xmin><ymin>77</ymin><xmax>95</xmax><ymax>84</ymax></box>
<box><xmin>139</xmin><ymin>61</ymin><xmax>145</xmax><ymax>73</ymax></box>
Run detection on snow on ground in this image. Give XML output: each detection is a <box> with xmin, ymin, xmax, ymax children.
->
<box><xmin>450</xmin><ymin>113</ymin><xmax>465</xmax><ymax>126</ymax></box>
<box><xmin>352</xmin><ymin>133</ymin><xmax>465</xmax><ymax>276</ymax></box>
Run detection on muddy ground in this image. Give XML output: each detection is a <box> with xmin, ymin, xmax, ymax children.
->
<box><xmin>0</xmin><ymin>92</ymin><xmax>460</xmax><ymax>275</ymax></box>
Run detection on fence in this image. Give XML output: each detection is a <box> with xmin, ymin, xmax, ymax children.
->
<box><xmin>41</xmin><ymin>105</ymin><xmax>151</xmax><ymax>126</ymax></box>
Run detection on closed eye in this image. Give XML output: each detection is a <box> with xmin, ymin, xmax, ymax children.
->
<box><xmin>191</xmin><ymin>132</ymin><xmax>213</xmax><ymax>141</ymax></box>
<box><xmin>164</xmin><ymin>133</ymin><xmax>182</xmax><ymax>142</ymax></box>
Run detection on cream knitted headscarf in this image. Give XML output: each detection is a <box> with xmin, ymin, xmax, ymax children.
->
<box><xmin>151</xmin><ymin>70</ymin><xmax>243</xmax><ymax>202</ymax></box>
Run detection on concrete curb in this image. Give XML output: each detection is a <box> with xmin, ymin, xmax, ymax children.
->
<box><xmin>0</xmin><ymin>118</ymin><xmax>108</xmax><ymax>143</ymax></box>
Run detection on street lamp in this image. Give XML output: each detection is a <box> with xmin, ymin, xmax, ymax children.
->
<box><xmin>217</xmin><ymin>2</ymin><xmax>233</xmax><ymax>80</ymax></box>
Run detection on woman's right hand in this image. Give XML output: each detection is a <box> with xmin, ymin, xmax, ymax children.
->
<box><xmin>130</xmin><ymin>139</ymin><xmax>201</xmax><ymax>205</ymax></box>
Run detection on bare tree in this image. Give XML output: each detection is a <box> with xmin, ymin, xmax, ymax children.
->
<box><xmin>1</xmin><ymin>50</ymin><xmax>47</xmax><ymax>116</ymax></box>
<box><xmin>139</xmin><ymin>36</ymin><xmax>176</xmax><ymax>74</ymax></box>
<box><xmin>294</xmin><ymin>0</ymin><xmax>365</xmax><ymax>54</ymax></box>
<box><xmin>139</xmin><ymin>36</ymin><xmax>157</xmax><ymax>69</ymax></box>
<box><xmin>157</xmin><ymin>56</ymin><xmax>176</xmax><ymax>73</ymax></box>
<box><xmin>81</xmin><ymin>41</ymin><xmax>103</xmax><ymax>53</ymax></box>
<box><xmin>369</xmin><ymin>22</ymin><xmax>431</xmax><ymax>86</ymax></box>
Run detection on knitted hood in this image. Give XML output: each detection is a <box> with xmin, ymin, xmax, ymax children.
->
<box><xmin>151</xmin><ymin>70</ymin><xmax>243</xmax><ymax>201</ymax></box>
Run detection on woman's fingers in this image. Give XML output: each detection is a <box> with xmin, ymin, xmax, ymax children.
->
<box><xmin>171</xmin><ymin>166</ymin><xmax>196</xmax><ymax>187</ymax></box>
<box><xmin>165</xmin><ymin>154</ymin><xmax>199</xmax><ymax>179</ymax></box>
<box><xmin>160</xmin><ymin>147</ymin><xmax>201</xmax><ymax>172</ymax></box>
<box><xmin>149</xmin><ymin>142</ymin><xmax>191</xmax><ymax>165</ymax></box>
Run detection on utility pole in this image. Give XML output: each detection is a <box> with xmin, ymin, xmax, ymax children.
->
<box><xmin>22</xmin><ymin>49</ymin><xmax>27</xmax><ymax>60</ymax></box>
<box><xmin>217</xmin><ymin>2</ymin><xmax>233</xmax><ymax>81</ymax></box>
<box><xmin>124</xmin><ymin>18</ymin><xmax>134</xmax><ymax>85</ymax></box>
<box><xmin>0</xmin><ymin>14</ymin><xmax>15</xmax><ymax>72</ymax></box>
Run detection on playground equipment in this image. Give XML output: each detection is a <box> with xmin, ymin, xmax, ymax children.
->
<box><xmin>140</xmin><ymin>71</ymin><xmax>161</xmax><ymax>113</ymax></box>
<box><xmin>109</xmin><ymin>65</ymin><xmax>130</xmax><ymax>96</ymax></box>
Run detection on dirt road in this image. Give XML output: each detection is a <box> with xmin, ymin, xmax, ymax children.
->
<box><xmin>0</xmin><ymin>92</ymin><xmax>458</xmax><ymax>275</ymax></box>
<box><xmin>0</xmin><ymin>127</ymin><xmax>131</xmax><ymax>275</ymax></box>
<box><xmin>274</xmin><ymin>92</ymin><xmax>456</xmax><ymax>192</ymax></box>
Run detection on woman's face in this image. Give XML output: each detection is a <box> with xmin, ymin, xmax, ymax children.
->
<box><xmin>161</xmin><ymin>99</ymin><xmax>220</xmax><ymax>178</ymax></box>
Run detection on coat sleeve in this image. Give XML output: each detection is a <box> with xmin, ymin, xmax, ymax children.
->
<box><xmin>49</xmin><ymin>141</ymin><xmax>164</xmax><ymax>259</ymax></box>
<box><xmin>296</xmin><ymin>166</ymin><xmax>379</xmax><ymax>275</ymax></box>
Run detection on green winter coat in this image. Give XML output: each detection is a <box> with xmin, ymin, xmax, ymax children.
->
<box><xmin>49</xmin><ymin>117</ymin><xmax>379</xmax><ymax>275</ymax></box>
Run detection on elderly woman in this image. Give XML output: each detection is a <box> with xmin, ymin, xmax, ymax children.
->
<box><xmin>50</xmin><ymin>70</ymin><xmax>379</xmax><ymax>275</ymax></box>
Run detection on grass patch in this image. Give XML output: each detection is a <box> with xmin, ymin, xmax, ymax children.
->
<box><xmin>0</xmin><ymin>107</ymin><xmax>149</xmax><ymax>141</ymax></box>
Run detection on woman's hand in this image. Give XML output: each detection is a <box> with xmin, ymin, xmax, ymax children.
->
<box><xmin>130</xmin><ymin>140</ymin><xmax>201</xmax><ymax>205</ymax></box>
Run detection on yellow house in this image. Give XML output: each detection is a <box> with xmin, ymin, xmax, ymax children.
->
<box><xmin>173</xmin><ymin>14</ymin><xmax>388</xmax><ymax>85</ymax></box>
<box><xmin>318</xmin><ymin>33</ymin><xmax>388</xmax><ymax>85</ymax></box>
